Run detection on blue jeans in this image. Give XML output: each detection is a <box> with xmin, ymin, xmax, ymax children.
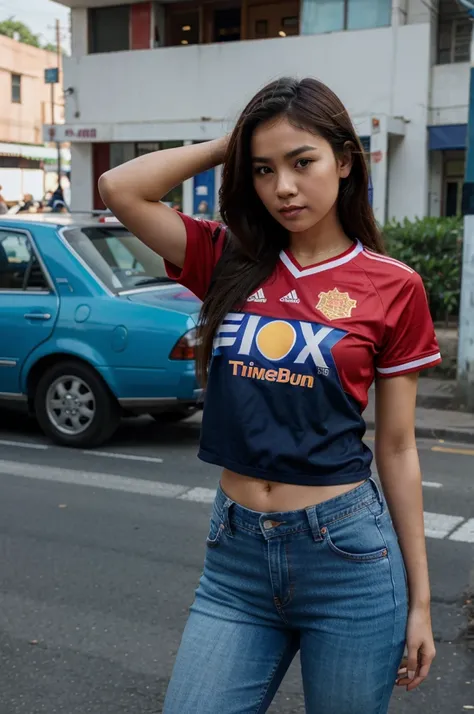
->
<box><xmin>163</xmin><ymin>478</ymin><xmax>408</xmax><ymax>714</ymax></box>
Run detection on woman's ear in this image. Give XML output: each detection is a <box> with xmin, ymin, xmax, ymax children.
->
<box><xmin>338</xmin><ymin>141</ymin><xmax>355</xmax><ymax>179</ymax></box>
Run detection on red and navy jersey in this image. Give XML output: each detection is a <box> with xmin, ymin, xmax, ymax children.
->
<box><xmin>166</xmin><ymin>213</ymin><xmax>442</xmax><ymax>486</ymax></box>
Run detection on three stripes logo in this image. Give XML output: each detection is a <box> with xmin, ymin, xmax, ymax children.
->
<box><xmin>280</xmin><ymin>290</ymin><xmax>300</xmax><ymax>304</ymax></box>
<box><xmin>247</xmin><ymin>289</ymin><xmax>267</xmax><ymax>303</ymax></box>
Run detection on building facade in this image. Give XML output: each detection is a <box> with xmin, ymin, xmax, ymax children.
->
<box><xmin>48</xmin><ymin>0</ymin><xmax>470</xmax><ymax>223</ymax></box>
<box><xmin>0</xmin><ymin>35</ymin><xmax>70</xmax><ymax>204</ymax></box>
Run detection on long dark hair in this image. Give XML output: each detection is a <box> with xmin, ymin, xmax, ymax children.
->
<box><xmin>197</xmin><ymin>76</ymin><xmax>385</xmax><ymax>384</ymax></box>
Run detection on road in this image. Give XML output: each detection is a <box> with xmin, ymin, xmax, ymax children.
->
<box><xmin>0</xmin><ymin>409</ymin><xmax>472</xmax><ymax>714</ymax></box>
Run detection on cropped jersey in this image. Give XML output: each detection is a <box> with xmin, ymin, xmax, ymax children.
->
<box><xmin>165</xmin><ymin>213</ymin><xmax>442</xmax><ymax>486</ymax></box>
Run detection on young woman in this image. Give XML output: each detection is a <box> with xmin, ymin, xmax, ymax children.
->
<box><xmin>99</xmin><ymin>77</ymin><xmax>440</xmax><ymax>714</ymax></box>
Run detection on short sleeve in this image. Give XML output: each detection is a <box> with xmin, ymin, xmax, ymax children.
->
<box><xmin>164</xmin><ymin>212</ymin><xmax>226</xmax><ymax>300</ymax></box>
<box><xmin>376</xmin><ymin>272</ymin><xmax>442</xmax><ymax>378</ymax></box>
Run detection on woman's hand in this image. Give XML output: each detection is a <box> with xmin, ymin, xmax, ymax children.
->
<box><xmin>396</xmin><ymin>606</ymin><xmax>436</xmax><ymax>691</ymax></box>
<box><xmin>210</xmin><ymin>135</ymin><xmax>230</xmax><ymax>166</ymax></box>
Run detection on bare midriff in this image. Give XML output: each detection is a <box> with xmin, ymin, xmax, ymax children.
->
<box><xmin>220</xmin><ymin>468</ymin><xmax>366</xmax><ymax>513</ymax></box>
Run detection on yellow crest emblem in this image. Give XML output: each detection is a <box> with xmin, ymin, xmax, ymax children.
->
<box><xmin>316</xmin><ymin>288</ymin><xmax>357</xmax><ymax>321</ymax></box>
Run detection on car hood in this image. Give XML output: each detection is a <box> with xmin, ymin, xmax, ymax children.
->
<box><xmin>123</xmin><ymin>284</ymin><xmax>202</xmax><ymax>318</ymax></box>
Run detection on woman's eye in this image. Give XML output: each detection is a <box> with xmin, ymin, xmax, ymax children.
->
<box><xmin>296</xmin><ymin>158</ymin><xmax>312</xmax><ymax>169</ymax></box>
<box><xmin>254</xmin><ymin>166</ymin><xmax>271</xmax><ymax>176</ymax></box>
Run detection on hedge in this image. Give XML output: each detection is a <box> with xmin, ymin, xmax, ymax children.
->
<box><xmin>383</xmin><ymin>216</ymin><xmax>463</xmax><ymax>325</ymax></box>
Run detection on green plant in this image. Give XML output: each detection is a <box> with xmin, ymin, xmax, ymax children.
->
<box><xmin>383</xmin><ymin>216</ymin><xmax>463</xmax><ymax>325</ymax></box>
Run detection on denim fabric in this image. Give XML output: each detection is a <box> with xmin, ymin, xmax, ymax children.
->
<box><xmin>163</xmin><ymin>478</ymin><xmax>408</xmax><ymax>714</ymax></box>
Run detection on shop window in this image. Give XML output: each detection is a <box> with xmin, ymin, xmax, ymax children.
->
<box><xmin>214</xmin><ymin>7</ymin><xmax>241</xmax><ymax>41</ymax></box>
<box><xmin>248</xmin><ymin>1</ymin><xmax>299</xmax><ymax>40</ymax></box>
<box><xmin>301</xmin><ymin>0</ymin><xmax>391</xmax><ymax>35</ymax></box>
<box><xmin>438</xmin><ymin>0</ymin><xmax>472</xmax><ymax>64</ymax></box>
<box><xmin>89</xmin><ymin>5</ymin><xmax>130</xmax><ymax>53</ymax></box>
<box><xmin>166</xmin><ymin>6</ymin><xmax>200</xmax><ymax>46</ymax></box>
<box><xmin>11</xmin><ymin>74</ymin><xmax>21</xmax><ymax>104</ymax></box>
<box><xmin>443</xmin><ymin>152</ymin><xmax>465</xmax><ymax>216</ymax></box>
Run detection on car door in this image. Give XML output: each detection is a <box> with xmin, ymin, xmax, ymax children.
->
<box><xmin>0</xmin><ymin>228</ymin><xmax>59</xmax><ymax>397</ymax></box>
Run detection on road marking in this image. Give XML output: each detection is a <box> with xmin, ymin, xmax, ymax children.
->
<box><xmin>82</xmin><ymin>450</ymin><xmax>164</xmax><ymax>464</ymax></box>
<box><xmin>0</xmin><ymin>460</ymin><xmax>471</xmax><ymax>544</ymax></box>
<box><xmin>179</xmin><ymin>487</ymin><xmax>217</xmax><ymax>504</ymax></box>
<box><xmin>0</xmin><ymin>439</ymin><xmax>48</xmax><ymax>450</ymax></box>
<box><xmin>423</xmin><ymin>512</ymin><xmax>464</xmax><ymax>539</ymax></box>
<box><xmin>449</xmin><ymin>518</ymin><xmax>474</xmax><ymax>544</ymax></box>
<box><xmin>432</xmin><ymin>446</ymin><xmax>474</xmax><ymax>456</ymax></box>
<box><xmin>422</xmin><ymin>481</ymin><xmax>443</xmax><ymax>489</ymax></box>
<box><xmin>0</xmin><ymin>460</ymin><xmax>184</xmax><ymax>499</ymax></box>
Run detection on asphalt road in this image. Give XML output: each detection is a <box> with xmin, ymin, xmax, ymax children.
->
<box><xmin>0</xmin><ymin>409</ymin><xmax>472</xmax><ymax>714</ymax></box>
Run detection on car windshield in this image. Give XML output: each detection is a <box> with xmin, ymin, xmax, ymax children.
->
<box><xmin>62</xmin><ymin>225</ymin><xmax>174</xmax><ymax>292</ymax></box>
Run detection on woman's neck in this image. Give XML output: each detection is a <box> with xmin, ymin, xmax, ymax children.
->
<box><xmin>288</xmin><ymin>212</ymin><xmax>352</xmax><ymax>267</ymax></box>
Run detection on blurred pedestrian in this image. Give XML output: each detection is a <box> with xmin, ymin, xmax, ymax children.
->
<box><xmin>17</xmin><ymin>193</ymin><xmax>37</xmax><ymax>213</ymax></box>
<box><xmin>48</xmin><ymin>185</ymin><xmax>68</xmax><ymax>213</ymax></box>
<box><xmin>99</xmin><ymin>77</ymin><xmax>439</xmax><ymax>714</ymax></box>
<box><xmin>0</xmin><ymin>185</ymin><xmax>7</xmax><ymax>214</ymax></box>
<box><xmin>193</xmin><ymin>199</ymin><xmax>211</xmax><ymax>219</ymax></box>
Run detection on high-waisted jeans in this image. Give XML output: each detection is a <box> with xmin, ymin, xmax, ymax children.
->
<box><xmin>163</xmin><ymin>477</ymin><xmax>408</xmax><ymax>714</ymax></box>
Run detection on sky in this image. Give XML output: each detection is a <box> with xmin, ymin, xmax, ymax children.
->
<box><xmin>0</xmin><ymin>0</ymin><xmax>71</xmax><ymax>50</ymax></box>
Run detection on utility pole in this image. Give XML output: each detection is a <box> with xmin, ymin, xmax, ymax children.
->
<box><xmin>459</xmin><ymin>1</ymin><xmax>474</xmax><ymax>409</ymax></box>
<box><xmin>55</xmin><ymin>18</ymin><xmax>62</xmax><ymax>186</ymax></box>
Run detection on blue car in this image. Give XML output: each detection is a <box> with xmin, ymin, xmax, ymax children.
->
<box><xmin>0</xmin><ymin>214</ymin><xmax>202</xmax><ymax>447</ymax></box>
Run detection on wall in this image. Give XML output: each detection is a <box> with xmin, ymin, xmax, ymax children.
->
<box><xmin>69</xmin><ymin>143</ymin><xmax>93</xmax><ymax>211</ymax></box>
<box><xmin>63</xmin><ymin>24</ymin><xmax>429</xmax><ymax>132</ymax></box>
<box><xmin>430</xmin><ymin>63</ymin><xmax>470</xmax><ymax>126</ymax></box>
<box><xmin>64</xmin><ymin>21</ymin><xmax>433</xmax><ymax>219</ymax></box>
<box><xmin>428</xmin><ymin>150</ymin><xmax>443</xmax><ymax>217</ymax></box>
<box><xmin>388</xmin><ymin>22</ymin><xmax>431</xmax><ymax>220</ymax></box>
<box><xmin>0</xmin><ymin>35</ymin><xmax>63</xmax><ymax>144</ymax></box>
<box><xmin>71</xmin><ymin>8</ymin><xmax>88</xmax><ymax>57</ymax></box>
<box><xmin>406</xmin><ymin>0</ymin><xmax>432</xmax><ymax>24</ymax></box>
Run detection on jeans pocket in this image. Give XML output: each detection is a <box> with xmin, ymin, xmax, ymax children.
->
<box><xmin>323</xmin><ymin>504</ymin><xmax>389</xmax><ymax>563</ymax></box>
<box><xmin>206</xmin><ymin>517</ymin><xmax>225</xmax><ymax>548</ymax></box>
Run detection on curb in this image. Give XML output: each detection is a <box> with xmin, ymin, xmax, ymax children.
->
<box><xmin>467</xmin><ymin>566</ymin><xmax>474</xmax><ymax>650</ymax></box>
<box><xmin>364</xmin><ymin>420</ymin><xmax>474</xmax><ymax>446</ymax></box>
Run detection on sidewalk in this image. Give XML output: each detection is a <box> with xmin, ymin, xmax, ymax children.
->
<box><xmin>364</xmin><ymin>378</ymin><xmax>474</xmax><ymax>445</ymax></box>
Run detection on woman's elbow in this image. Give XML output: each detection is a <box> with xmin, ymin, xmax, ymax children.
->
<box><xmin>98</xmin><ymin>171</ymin><xmax>116</xmax><ymax>206</ymax></box>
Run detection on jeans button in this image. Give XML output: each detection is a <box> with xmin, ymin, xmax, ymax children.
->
<box><xmin>263</xmin><ymin>520</ymin><xmax>273</xmax><ymax>530</ymax></box>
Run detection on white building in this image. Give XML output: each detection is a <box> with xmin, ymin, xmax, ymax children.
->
<box><xmin>46</xmin><ymin>0</ymin><xmax>471</xmax><ymax>224</ymax></box>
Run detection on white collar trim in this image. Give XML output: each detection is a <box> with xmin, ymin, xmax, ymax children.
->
<box><xmin>279</xmin><ymin>240</ymin><xmax>363</xmax><ymax>278</ymax></box>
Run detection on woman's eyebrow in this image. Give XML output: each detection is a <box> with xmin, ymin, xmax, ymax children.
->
<box><xmin>252</xmin><ymin>145</ymin><xmax>317</xmax><ymax>163</ymax></box>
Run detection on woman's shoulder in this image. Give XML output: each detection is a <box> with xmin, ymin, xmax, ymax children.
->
<box><xmin>354</xmin><ymin>245</ymin><xmax>421</xmax><ymax>290</ymax></box>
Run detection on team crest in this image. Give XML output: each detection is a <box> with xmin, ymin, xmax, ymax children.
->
<box><xmin>316</xmin><ymin>288</ymin><xmax>357</xmax><ymax>321</ymax></box>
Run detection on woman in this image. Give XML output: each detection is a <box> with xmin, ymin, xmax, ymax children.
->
<box><xmin>99</xmin><ymin>77</ymin><xmax>440</xmax><ymax>714</ymax></box>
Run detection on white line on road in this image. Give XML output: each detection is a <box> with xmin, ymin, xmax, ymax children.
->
<box><xmin>423</xmin><ymin>512</ymin><xmax>465</xmax><ymax>539</ymax></box>
<box><xmin>179</xmin><ymin>487</ymin><xmax>217</xmax><ymax>504</ymax></box>
<box><xmin>0</xmin><ymin>460</ymin><xmax>184</xmax><ymax>499</ymax></box>
<box><xmin>0</xmin><ymin>459</ymin><xmax>472</xmax><ymax>544</ymax></box>
<box><xmin>449</xmin><ymin>518</ymin><xmax>474</xmax><ymax>543</ymax></box>
<box><xmin>0</xmin><ymin>439</ymin><xmax>49</xmax><ymax>450</ymax></box>
<box><xmin>422</xmin><ymin>481</ymin><xmax>443</xmax><ymax>489</ymax></box>
<box><xmin>82</xmin><ymin>450</ymin><xmax>164</xmax><ymax>464</ymax></box>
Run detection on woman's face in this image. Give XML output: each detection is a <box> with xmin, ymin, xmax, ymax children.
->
<box><xmin>251</xmin><ymin>117</ymin><xmax>351</xmax><ymax>233</ymax></box>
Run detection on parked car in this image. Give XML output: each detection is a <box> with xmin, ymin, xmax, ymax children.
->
<box><xmin>0</xmin><ymin>213</ymin><xmax>202</xmax><ymax>447</ymax></box>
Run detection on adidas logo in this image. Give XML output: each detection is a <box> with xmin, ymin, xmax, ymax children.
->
<box><xmin>280</xmin><ymin>290</ymin><xmax>300</xmax><ymax>304</ymax></box>
<box><xmin>247</xmin><ymin>289</ymin><xmax>267</xmax><ymax>303</ymax></box>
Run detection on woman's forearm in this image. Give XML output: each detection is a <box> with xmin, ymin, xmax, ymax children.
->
<box><xmin>99</xmin><ymin>137</ymin><xmax>228</xmax><ymax>205</ymax></box>
<box><xmin>375</xmin><ymin>445</ymin><xmax>431</xmax><ymax>609</ymax></box>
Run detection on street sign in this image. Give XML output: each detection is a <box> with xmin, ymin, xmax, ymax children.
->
<box><xmin>44</xmin><ymin>68</ymin><xmax>59</xmax><ymax>84</ymax></box>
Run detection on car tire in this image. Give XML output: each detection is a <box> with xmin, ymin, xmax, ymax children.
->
<box><xmin>35</xmin><ymin>360</ymin><xmax>120</xmax><ymax>448</ymax></box>
<box><xmin>150</xmin><ymin>407</ymin><xmax>197</xmax><ymax>423</ymax></box>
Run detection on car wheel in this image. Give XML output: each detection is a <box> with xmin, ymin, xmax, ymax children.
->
<box><xmin>35</xmin><ymin>360</ymin><xmax>120</xmax><ymax>448</ymax></box>
<box><xmin>150</xmin><ymin>407</ymin><xmax>198</xmax><ymax>423</ymax></box>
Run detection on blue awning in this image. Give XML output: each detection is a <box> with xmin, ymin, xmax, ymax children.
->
<box><xmin>428</xmin><ymin>125</ymin><xmax>467</xmax><ymax>151</ymax></box>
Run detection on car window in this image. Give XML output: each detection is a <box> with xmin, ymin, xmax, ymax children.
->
<box><xmin>0</xmin><ymin>230</ymin><xmax>49</xmax><ymax>291</ymax></box>
<box><xmin>62</xmin><ymin>225</ymin><xmax>174</xmax><ymax>292</ymax></box>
